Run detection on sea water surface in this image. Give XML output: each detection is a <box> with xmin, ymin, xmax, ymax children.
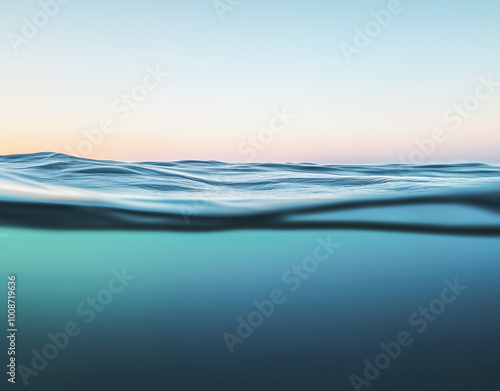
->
<box><xmin>1</xmin><ymin>153</ymin><xmax>500</xmax><ymax>391</ymax></box>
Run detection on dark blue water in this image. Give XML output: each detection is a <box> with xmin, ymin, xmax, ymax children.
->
<box><xmin>1</xmin><ymin>153</ymin><xmax>500</xmax><ymax>390</ymax></box>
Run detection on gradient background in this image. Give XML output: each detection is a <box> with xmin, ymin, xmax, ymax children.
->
<box><xmin>2</xmin><ymin>228</ymin><xmax>500</xmax><ymax>390</ymax></box>
<box><xmin>0</xmin><ymin>0</ymin><xmax>499</xmax><ymax>163</ymax></box>
<box><xmin>2</xmin><ymin>3</ymin><xmax>500</xmax><ymax>390</ymax></box>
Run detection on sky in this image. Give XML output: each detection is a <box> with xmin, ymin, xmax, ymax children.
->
<box><xmin>0</xmin><ymin>0</ymin><xmax>499</xmax><ymax>164</ymax></box>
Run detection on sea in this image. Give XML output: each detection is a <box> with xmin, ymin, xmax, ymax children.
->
<box><xmin>1</xmin><ymin>152</ymin><xmax>499</xmax><ymax>390</ymax></box>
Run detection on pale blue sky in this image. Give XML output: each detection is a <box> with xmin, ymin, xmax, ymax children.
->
<box><xmin>1</xmin><ymin>0</ymin><xmax>499</xmax><ymax>163</ymax></box>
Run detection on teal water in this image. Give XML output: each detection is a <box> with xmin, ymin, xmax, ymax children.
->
<box><xmin>2</xmin><ymin>228</ymin><xmax>500</xmax><ymax>390</ymax></box>
<box><xmin>1</xmin><ymin>154</ymin><xmax>500</xmax><ymax>390</ymax></box>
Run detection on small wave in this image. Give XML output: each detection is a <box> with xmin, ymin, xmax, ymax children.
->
<box><xmin>0</xmin><ymin>153</ymin><xmax>499</xmax><ymax>234</ymax></box>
